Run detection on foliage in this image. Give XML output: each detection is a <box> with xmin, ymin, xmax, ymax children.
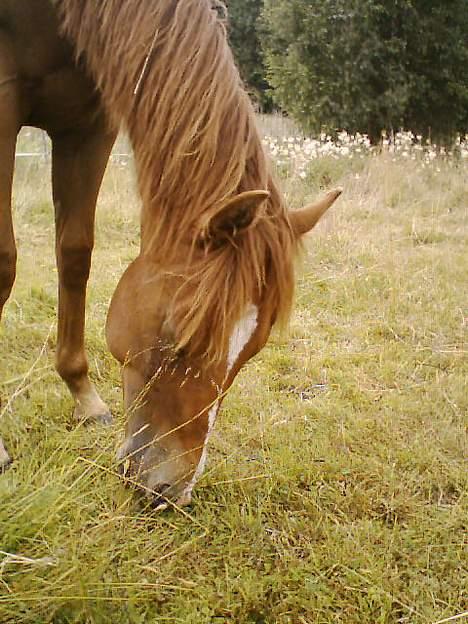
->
<box><xmin>402</xmin><ymin>0</ymin><xmax>468</xmax><ymax>142</ymax></box>
<box><xmin>261</xmin><ymin>0</ymin><xmax>468</xmax><ymax>142</ymax></box>
<box><xmin>225</xmin><ymin>0</ymin><xmax>272</xmax><ymax>110</ymax></box>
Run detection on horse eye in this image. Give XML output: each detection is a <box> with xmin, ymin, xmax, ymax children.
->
<box><xmin>173</xmin><ymin>347</ymin><xmax>186</xmax><ymax>361</ymax></box>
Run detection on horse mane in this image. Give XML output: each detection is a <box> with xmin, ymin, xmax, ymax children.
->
<box><xmin>55</xmin><ymin>0</ymin><xmax>297</xmax><ymax>360</ymax></box>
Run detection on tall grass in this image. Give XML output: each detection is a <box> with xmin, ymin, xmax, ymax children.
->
<box><xmin>0</xmin><ymin>125</ymin><xmax>466</xmax><ymax>623</ymax></box>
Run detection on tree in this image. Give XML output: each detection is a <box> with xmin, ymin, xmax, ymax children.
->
<box><xmin>261</xmin><ymin>0</ymin><xmax>468</xmax><ymax>142</ymax></box>
<box><xmin>225</xmin><ymin>0</ymin><xmax>272</xmax><ymax>109</ymax></box>
<box><xmin>402</xmin><ymin>0</ymin><xmax>468</xmax><ymax>142</ymax></box>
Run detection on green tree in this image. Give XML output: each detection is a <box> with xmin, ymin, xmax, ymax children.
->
<box><xmin>403</xmin><ymin>0</ymin><xmax>468</xmax><ymax>142</ymax></box>
<box><xmin>262</xmin><ymin>0</ymin><xmax>468</xmax><ymax>142</ymax></box>
<box><xmin>225</xmin><ymin>0</ymin><xmax>272</xmax><ymax>109</ymax></box>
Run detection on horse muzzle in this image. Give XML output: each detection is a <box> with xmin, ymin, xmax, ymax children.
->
<box><xmin>116</xmin><ymin>435</ymin><xmax>196</xmax><ymax>509</ymax></box>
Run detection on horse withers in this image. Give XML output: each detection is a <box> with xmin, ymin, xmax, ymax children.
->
<box><xmin>0</xmin><ymin>0</ymin><xmax>341</xmax><ymax>507</ymax></box>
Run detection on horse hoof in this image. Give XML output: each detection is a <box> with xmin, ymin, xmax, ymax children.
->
<box><xmin>73</xmin><ymin>407</ymin><xmax>113</xmax><ymax>427</ymax></box>
<box><xmin>95</xmin><ymin>411</ymin><xmax>113</xmax><ymax>426</ymax></box>
<box><xmin>0</xmin><ymin>440</ymin><xmax>12</xmax><ymax>473</ymax></box>
<box><xmin>0</xmin><ymin>457</ymin><xmax>12</xmax><ymax>474</ymax></box>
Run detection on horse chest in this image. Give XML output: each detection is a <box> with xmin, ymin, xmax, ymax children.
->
<box><xmin>0</xmin><ymin>0</ymin><xmax>103</xmax><ymax>133</ymax></box>
<box><xmin>21</xmin><ymin>67</ymin><xmax>101</xmax><ymax>134</ymax></box>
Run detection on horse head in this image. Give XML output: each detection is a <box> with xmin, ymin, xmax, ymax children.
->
<box><xmin>106</xmin><ymin>189</ymin><xmax>342</xmax><ymax>508</ymax></box>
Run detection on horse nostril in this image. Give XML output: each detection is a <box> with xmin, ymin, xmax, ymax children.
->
<box><xmin>150</xmin><ymin>483</ymin><xmax>172</xmax><ymax>510</ymax></box>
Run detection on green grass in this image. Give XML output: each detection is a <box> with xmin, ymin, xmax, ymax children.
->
<box><xmin>0</xmin><ymin>129</ymin><xmax>467</xmax><ymax>623</ymax></box>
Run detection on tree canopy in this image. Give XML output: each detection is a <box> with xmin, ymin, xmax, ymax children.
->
<box><xmin>260</xmin><ymin>0</ymin><xmax>468</xmax><ymax>141</ymax></box>
<box><xmin>225</xmin><ymin>0</ymin><xmax>271</xmax><ymax>109</ymax></box>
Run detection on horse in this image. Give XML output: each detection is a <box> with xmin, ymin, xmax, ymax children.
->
<box><xmin>0</xmin><ymin>0</ymin><xmax>341</xmax><ymax>507</ymax></box>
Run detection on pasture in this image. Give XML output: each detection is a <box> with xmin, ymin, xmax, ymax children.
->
<box><xmin>0</xmin><ymin>124</ymin><xmax>466</xmax><ymax>623</ymax></box>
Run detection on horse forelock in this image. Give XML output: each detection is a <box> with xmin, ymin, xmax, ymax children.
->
<box><xmin>55</xmin><ymin>0</ymin><xmax>297</xmax><ymax>361</ymax></box>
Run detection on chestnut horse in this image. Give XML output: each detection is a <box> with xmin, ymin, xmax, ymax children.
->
<box><xmin>0</xmin><ymin>0</ymin><xmax>341</xmax><ymax>507</ymax></box>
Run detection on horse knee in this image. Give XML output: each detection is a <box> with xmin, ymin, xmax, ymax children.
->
<box><xmin>58</xmin><ymin>243</ymin><xmax>93</xmax><ymax>290</ymax></box>
<box><xmin>56</xmin><ymin>349</ymin><xmax>88</xmax><ymax>384</ymax></box>
<box><xmin>0</xmin><ymin>248</ymin><xmax>17</xmax><ymax>305</ymax></box>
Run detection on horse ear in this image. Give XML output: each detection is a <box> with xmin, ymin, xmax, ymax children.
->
<box><xmin>201</xmin><ymin>190</ymin><xmax>270</xmax><ymax>246</ymax></box>
<box><xmin>289</xmin><ymin>189</ymin><xmax>342</xmax><ymax>236</ymax></box>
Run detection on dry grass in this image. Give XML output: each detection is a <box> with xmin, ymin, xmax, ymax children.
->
<box><xmin>0</xmin><ymin>126</ymin><xmax>466</xmax><ymax>623</ymax></box>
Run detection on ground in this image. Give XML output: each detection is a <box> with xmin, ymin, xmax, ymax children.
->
<box><xmin>0</xmin><ymin>124</ymin><xmax>466</xmax><ymax>623</ymax></box>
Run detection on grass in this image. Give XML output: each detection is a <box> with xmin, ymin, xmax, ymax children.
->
<box><xmin>0</xmin><ymin>126</ymin><xmax>467</xmax><ymax>623</ymax></box>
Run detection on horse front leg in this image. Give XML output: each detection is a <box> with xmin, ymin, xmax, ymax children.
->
<box><xmin>0</xmin><ymin>34</ymin><xmax>20</xmax><ymax>470</ymax></box>
<box><xmin>51</xmin><ymin>116</ymin><xmax>116</xmax><ymax>425</ymax></box>
<box><xmin>0</xmin><ymin>135</ymin><xmax>16</xmax><ymax>470</ymax></box>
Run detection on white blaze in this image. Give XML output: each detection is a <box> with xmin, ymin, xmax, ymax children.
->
<box><xmin>177</xmin><ymin>304</ymin><xmax>259</xmax><ymax>504</ymax></box>
<box><xmin>178</xmin><ymin>401</ymin><xmax>219</xmax><ymax>505</ymax></box>
<box><xmin>227</xmin><ymin>303</ymin><xmax>259</xmax><ymax>374</ymax></box>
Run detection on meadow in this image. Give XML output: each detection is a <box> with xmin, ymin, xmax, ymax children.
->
<box><xmin>0</xmin><ymin>122</ymin><xmax>466</xmax><ymax>623</ymax></box>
